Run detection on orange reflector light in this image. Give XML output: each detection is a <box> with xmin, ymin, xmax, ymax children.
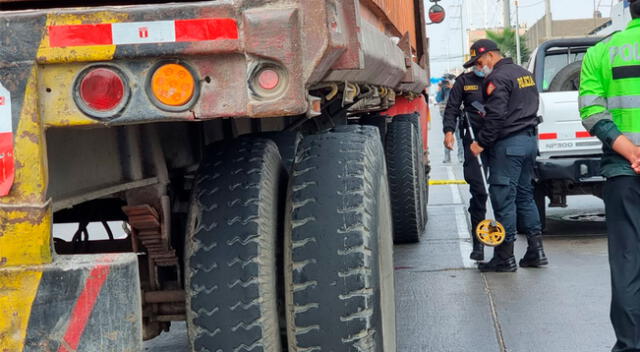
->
<box><xmin>150</xmin><ymin>64</ymin><xmax>195</xmax><ymax>106</ymax></box>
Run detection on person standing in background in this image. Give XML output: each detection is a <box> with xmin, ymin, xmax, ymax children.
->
<box><xmin>442</xmin><ymin>69</ymin><xmax>488</xmax><ymax>260</ymax></box>
<box><xmin>579</xmin><ymin>1</ymin><xmax>640</xmax><ymax>349</ymax></box>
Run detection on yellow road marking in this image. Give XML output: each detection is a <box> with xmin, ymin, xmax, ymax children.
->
<box><xmin>429</xmin><ymin>180</ymin><xmax>468</xmax><ymax>185</ymax></box>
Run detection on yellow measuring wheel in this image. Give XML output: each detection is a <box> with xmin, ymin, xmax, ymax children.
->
<box><xmin>475</xmin><ymin>220</ymin><xmax>506</xmax><ymax>247</ymax></box>
<box><xmin>463</xmin><ymin>105</ymin><xmax>507</xmax><ymax>248</ymax></box>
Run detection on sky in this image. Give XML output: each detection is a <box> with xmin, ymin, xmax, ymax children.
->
<box><xmin>428</xmin><ymin>0</ymin><xmax>619</xmax><ymax>78</ymax></box>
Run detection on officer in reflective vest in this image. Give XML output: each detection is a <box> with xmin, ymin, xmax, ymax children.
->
<box><xmin>442</xmin><ymin>70</ymin><xmax>488</xmax><ymax>261</ymax></box>
<box><xmin>465</xmin><ymin>39</ymin><xmax>548</xmax><ymax>272</ymax></box>
<box><xmin>579</xmin><ymin>1</ymin><xmax>640</xmax><ymax>350</ymax></box>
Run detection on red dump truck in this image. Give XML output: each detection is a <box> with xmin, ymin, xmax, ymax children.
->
<box><xmin>0</xmin><ymin>0</ymin><xmax>430</xmax><ymax>350</ymax></box>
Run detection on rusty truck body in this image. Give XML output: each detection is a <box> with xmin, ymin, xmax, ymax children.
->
<box><xmin>0</xmin><ymin>0</ymin><xmax>430</xmax><ymax>350</ymax></box>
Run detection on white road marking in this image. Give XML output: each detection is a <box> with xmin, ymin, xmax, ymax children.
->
<box><xmin>446</xmin><ymin>166</ymin><xmax>462</xmax><ymax>204</ymax></box>
<box><xmin>456</xmin><ymin>207</ymin><xmax>476</xmax><ymax>268</ymax></box>
<box><xmin>447</xmin><ymin>166</ymin><xmax>475</xmax><ymax>268</ymax></box>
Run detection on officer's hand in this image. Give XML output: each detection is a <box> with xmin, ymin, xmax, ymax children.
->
<box><xmin>444</xmin><ymin>132</ymin><xmax>455</xmax><ymax>150</ymax></box>
<box><xmin>631</xmin><ymin>147</ymin><xmax>640</xmax><ymax>174</ymax></box>
<box><xmin>470</xmin><ymin>142</ymin><xmax>484</xmax><ymax>157</ymax></box>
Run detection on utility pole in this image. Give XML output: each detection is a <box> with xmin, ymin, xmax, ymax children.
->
<box><xmin>515</xmin><ymin>0</ymin><xmax>522</xmax><ymax>65</ymax></box>
<box><xmin>460</xmin><ymin>0</ymin><xmax>466</xmax><ymax>63</ymax></box>
<box><xmin>503</xmin><ymin>0</ymin><xmax>512</xmax><ymax>28</ymax></box>
<box><xmin>544</xmin><ymin>0</ymin><xmax>553</xmax><ymax>40</ymax></box>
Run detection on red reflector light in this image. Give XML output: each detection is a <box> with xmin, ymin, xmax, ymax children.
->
<box><xmin>576</xmin><ymin>131</ymin><xmax>591</xmax><ymax>138</ymax></box>
<box><xmin>539</xmin><ymin>133</ymin><xmax>557</xmax><ymax>140</ymax></box>
<box><xmin>250</xmin><ymin>64</ymin><xmax>287</xmax><ymax>99</ymax></box>
<box><xmin>79</xmin><ymin>68</ymin><xmax>125</xmax><ymax>111</ymax></box>
<box><xmin>257</xmin><ymin>69</ymin><xmax>280</xmax><ymax>90</ymax></box>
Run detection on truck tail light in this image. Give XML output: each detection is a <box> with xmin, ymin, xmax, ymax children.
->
<box><xmin>149</xmin><ymin>63</ymin><xmax>196</xmax><ymax>108</ymax></box>
<box><xmin>75</xmin><ymin>67</ymin><xmax>129</xmax><ymax>120</ymax></box>
<box><xmin>257</xmin><ymin>69</ymin><xmax>280</xmax><ymax>90</ymax></box>
<box><xmin>250</xmin><ymin>64</ymin><xmax>286</xmax><ymax>99</ymax></box>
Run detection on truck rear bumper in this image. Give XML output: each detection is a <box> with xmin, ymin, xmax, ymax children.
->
<box><xmin>0</xmin><ymin>253</ymin><xmax>141</xmax><ymax>352</ymax></box>
<box><xmin>535</xmin><ymin>157</ymin><xmax>603</xmax><ymax>183</ymax></box>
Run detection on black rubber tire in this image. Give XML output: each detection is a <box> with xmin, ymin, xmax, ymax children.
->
<box><xmin>548</xmin><ymin>61</ymin><xmax>582</xmax><ymax>92</ymax></box>
<box><xmin>248</xmin><ymin>131</ymin><xmax>302</xmax><ymax>173</ymax></box>
<box><xmin>285</xmin><ymin>126</ymin><xmax>396</xmax><ymax>352</ymax></box>
<box><xmin>534</xmin><ymin>181</ymin><xmax>547</xmax><ymax>232</ymax></box>
<box><xmin>185</xmin><ymin>137</ymin><xmax>285</xmax><ymax>352</ymax></box>
<box><xmin>359</xmin><ymin>114</ymin><xmax>388</xmax><ymax>144</ymax></box>
<box><xmin>385</xmin><ymin>120</ymin><xmax>423</xmax><ymax>243</ymax></box>
<box><xmin>391</xmin><ymin>113</ymin><xmax>428</xmax><ymax>230</ymax></box>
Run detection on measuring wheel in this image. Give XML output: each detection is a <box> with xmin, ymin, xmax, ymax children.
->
<box><xmin>475</xmin><ymin>220</ymin><xmax>506</xmax><ymax>247</ymax></box>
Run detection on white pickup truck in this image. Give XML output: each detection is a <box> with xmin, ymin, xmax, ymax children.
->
<box><xmin>527</xmin><ymin>37</ymin><xmax>605</xmax><ymax>228</ymax></box>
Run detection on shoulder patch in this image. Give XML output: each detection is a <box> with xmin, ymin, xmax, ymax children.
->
<box><xmin>486</xmin><ymin>82</ymin><xmax>496</xmax><ymax>96</ymax></box>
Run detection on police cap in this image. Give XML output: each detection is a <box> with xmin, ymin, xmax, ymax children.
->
<box><xmin>463</xmin><ymin>39</ymin><xmax>500</xmax><ymax>69</ymax></box>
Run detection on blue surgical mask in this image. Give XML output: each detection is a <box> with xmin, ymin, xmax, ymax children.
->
<box><xmin>473</xmin><ymin>67</ymin><xmax>485</xmax><ymax>78</ymax></box>
<box><xmin>481</xmin><ymin>65</ymin><xmax>493</xmax><ymax>76</ymax></box>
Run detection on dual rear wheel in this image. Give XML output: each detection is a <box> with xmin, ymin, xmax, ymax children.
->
<box><xmin>185</xmin><ymin>126</ymin><xmax>397</xmax><ymax>351</ymax></box>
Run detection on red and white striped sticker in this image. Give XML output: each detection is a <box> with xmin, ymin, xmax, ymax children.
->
<box><xmin>48</xmin><ymin>18</ymin><xmax>238</xmax><ymax>47</ymax></box>
<box><xmin>539</xmin><ymin>131</ymin><xmax>593</xmax><ymax>140</ymax></box>
<box><xmin>0</xmin><ymin>82</ymin><xmax>14</xmax><ymax>197</ymax></box>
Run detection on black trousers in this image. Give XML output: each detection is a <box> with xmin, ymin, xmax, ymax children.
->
<box><xmin>462</xmin><ymin>128</ymin><xmax>488</xmax><ymax>233</ymax></box>
<box><xmin>605</xmin><ymin>176</ymin><xmax>640</xmax><ymax>352</ymax></box>
<box><xmin>486</xmin><ymin>130</ymin><xmax>541</xmax><ymax>242</ymax></box>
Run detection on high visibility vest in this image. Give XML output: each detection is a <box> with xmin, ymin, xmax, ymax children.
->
<box><xmin>580</xmin><ymin>18</ymin><xmax>640</xmax><ymax>144</ymax></box>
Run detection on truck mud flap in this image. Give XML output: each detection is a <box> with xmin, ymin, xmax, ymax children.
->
<box><xmin>0</xmin><ymin>253</ymin><xmax>141</xmax><ymax>352</ymax></box>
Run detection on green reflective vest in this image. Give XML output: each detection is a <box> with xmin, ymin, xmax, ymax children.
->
<box><xmin>579</xmin><ymin>18</ymin><xmax>640</xmax><ymax>178</ymax></box>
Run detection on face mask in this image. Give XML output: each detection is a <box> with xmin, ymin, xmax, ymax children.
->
<box><xmin>473</xmin><ymin>67</ymin><xmax>485</xmax><ymax>78</ymax></box>
<box><xmin>481</xmin><ymin>65</ymin><xmax>493</xmax><ymax>76</ymax></box>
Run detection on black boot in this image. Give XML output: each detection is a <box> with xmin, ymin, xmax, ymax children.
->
<box><xmin>478</xmin><ymin>241</ymin><xmax>517</xmax><ymax>272</ymax></box>
<box><xmin>519</xmin><ymin>235</ymin><xmax>549</xmax><ymax>267</ymax></box>
<box><xmin>470</xmin><ymin>237</ymin><xmax>485</xmax><ymax>261</ymax></box>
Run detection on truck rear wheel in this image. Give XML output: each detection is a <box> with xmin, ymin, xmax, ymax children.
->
<box><xmin>393</xmin><ymin>113</ymin><xmax>428</xmax><ymax>228</ymax></box>
<box><xmin>285</xmin><ymin>126</ymin><xmax>396</xmax><ymax>352</ymax></box>
<box><xmin>185</xmin><ymin>137</ymin><xmax>285</xmax><ymax>351</ymax></box>
<box><xmin>385</xmin><ymin>119</ymin><xmax>424</xmax><ymax>243</ymax></box>
<box><xmin>249</xmin><ymin>131</ymin><xmax>302</xmax><ymax>173</ymax></box>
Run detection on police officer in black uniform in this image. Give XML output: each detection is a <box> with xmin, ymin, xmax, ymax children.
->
<box><xmin>464</xmin><ymin>39</ymin><xmax>548</xmax><ymax>272</ymax></box>
<box><xmin>443</xmin><ymin>70</ymin><xmax>488</xmax><ymax>261</ymax></box>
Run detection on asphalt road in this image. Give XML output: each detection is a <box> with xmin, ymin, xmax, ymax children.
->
<box><xmin>145</xmin><ymin>107</ymin><xmax>613</xmax><ymax>351</ymax></box>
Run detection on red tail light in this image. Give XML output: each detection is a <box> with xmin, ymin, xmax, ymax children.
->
<box><xmin>75</xmin><ymin>67</ymin><xmax>129</xmax><ymax>119</ymax></box>
<box><xmin>250</xmin><ymin>64</ymin><xmax>286</xmax><ymax>99</ymax></box>
<box><xmin>257</xmin><ymin>69</ymin><xmax>280</xmax><ymax>90</ymax></box>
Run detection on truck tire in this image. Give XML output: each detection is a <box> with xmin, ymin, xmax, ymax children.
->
<box><xmin>392</xmin><ymin>113</ymin><xmax>428</xmax><ymax>230</ymax></box>
<box><xmin>248</xmin><ymin>131</ymin><xmax>302</xmax><ymax>173</ymax></box>
<box><xmin>359</xmin><ymin>114</ymin><xmax>388</xmax><ymax>144</ymax></box>
<box><xmin>548</xmin><ymin>61</ymin><xmax>582</xmax><ymax>92</ymax></box>
<box><xmin>385</xmin><ymin>120</ymin><xmax>423</xmax><ymax>243</ymax></box>
<box><xmin>285</xmin><ymin>126</ymin><xmax>396</xmax><ymax>352</ymax></box>
<box><xmin>185</xmin><ymin>137</ymin><xmax>285</xmax><ymax>352</ymax></box>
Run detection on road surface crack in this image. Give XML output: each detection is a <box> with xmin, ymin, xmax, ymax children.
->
<box><xmin>482</xmin><ymin>273</ymin><xmax>508</xmax><ymax>352</ymax></box>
